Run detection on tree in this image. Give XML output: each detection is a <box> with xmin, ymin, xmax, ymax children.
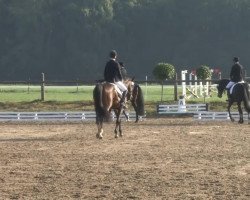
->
<box><xmin>0</xmin><ymin>0</ymin><xmax>250</xmax><ymax>80</ymax></box>
<box><xmin>153</xmin><ymin>62</ymin><xmax>175</xmax><ymax>101</ymax></box>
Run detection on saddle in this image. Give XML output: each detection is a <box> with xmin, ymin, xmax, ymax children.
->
<box><xmin>96</xmin><ymin>81</ymin><xmax>128</xmax><ymax>109</ymax></box>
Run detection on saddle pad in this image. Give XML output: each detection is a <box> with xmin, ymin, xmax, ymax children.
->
<box><xmin>230</xmin><ymin>83</ymin><xmax>237</xmax><ymax>94</ymax></box>
<box><xmin>230</xmin><ymin>81</ymin><xmax>244</xmax><ymax>94</ymax></box>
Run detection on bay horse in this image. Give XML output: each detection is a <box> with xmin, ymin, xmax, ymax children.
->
<box><xmin>217</xmin><ymin>79</ymin><xmax>250</xmax><ymax>123</ymax></box>
<box><xmin>93</xmin><ymin>82</ymin><xmax>123</xmax><ymax>139</ymax></box>
<box><xmin>93</xmin><ymin>78</ymin><xmax>145</xmax><ymax>139</ymax></box>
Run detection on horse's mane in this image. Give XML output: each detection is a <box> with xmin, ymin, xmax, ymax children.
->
<box><xmin>217</xmin><ymin>79</ymin><xmax>230</xmax><ymax>89</ymax></box>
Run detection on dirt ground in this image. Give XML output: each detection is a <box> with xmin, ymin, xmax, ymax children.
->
<box><xmin>0</xmin><ymin>117</ymin><xmax>249</xmax><ymax>200</ymax></box>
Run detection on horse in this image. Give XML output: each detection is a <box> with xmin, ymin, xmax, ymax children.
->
<box><xmin>93</xmin><ymin>82</ymin><xmax>124</xmax><ymax>139</ymax></box>
<box><xmin>217</xmin><ymin>79</ymin><xmax>250</xmax><ymax>123</ymax></box>
<box><xmin>93</xmin><ymin>78</ymin><xmax>145</xmax><ymax>139</ymax></box>
<box><xmin>123</xmin><ymin>79</ymin><xmax>145</xmax><ymax>123</ymax></box>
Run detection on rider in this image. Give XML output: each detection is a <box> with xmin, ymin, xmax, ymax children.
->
<box><xmin>104</xmin><ymin>50</ymin><xmax>128</xmax><ymax>108</ymax></box>
<box><xmin>226</xmin><ymin>57</ymin><xmax>245</xmax><ymax>101</ymax></box>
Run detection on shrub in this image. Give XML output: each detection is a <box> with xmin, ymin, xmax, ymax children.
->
<box><xmin>196</xmin><ymin>65</ymin><xmax>212</xmax><ymax>80</ymax></box>
<box><xmin>153</xmin><ymin>62</ymin><xmax>175</xmax><ymax>81</ymax></box>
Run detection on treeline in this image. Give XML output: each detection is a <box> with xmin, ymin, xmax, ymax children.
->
<box><xmin>0</xmin><ymin>0</ymin><xmax>249</xmax><ymax>81</ymax></box>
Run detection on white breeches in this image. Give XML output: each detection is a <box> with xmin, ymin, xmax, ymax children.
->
<box><xmin>114</xmin><ymin>81</ymin><xmax>127</xmax><ymax>96</ymax></box>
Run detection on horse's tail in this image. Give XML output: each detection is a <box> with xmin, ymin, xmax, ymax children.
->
<box><xmin>93</xmin><ymin>84</ymin><xmax>111</xmax><ymax>122</ymax></box>
<box><xmin>243</xmin><ymin>83</ymin><xmax>250</xmax><ymax>112</ymax></box>
<box><xmin>135</xmin><ymin>84</ymin><xmax>145</xmax><ymax>116</ymax></box>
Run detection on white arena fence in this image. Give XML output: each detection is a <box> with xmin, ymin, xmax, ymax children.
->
<box><xmin>0</xmin><ymin>111</ymin><xmax>145</xmax><ymax>122</ymax></box>
<box><xmin>157</xmin><ymin>103</ymin><xmax>208</xmax><ymax>114</ymax></box>
<box><xmin>193</xmin><ymin>111</ymin><xmax>249</xmax><ymax>121</ymax></box>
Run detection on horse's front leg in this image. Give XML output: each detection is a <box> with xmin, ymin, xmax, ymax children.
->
<box><xmin>118</xmin><ymin>117</ymin><xmax>123</xmax><ymax>137</ymax></box>
<box><xmin>114</xmin><ymin>119</ymin><xmax>122</xmax><ymax>138</ymax></box>
<box><xmin>132</xmin><ymin>101</ymin><xmax>139</xmax><ymax>123</ymax></box>
<box><xmin>123</xmin><ymin>110</ymin><xmax>129</xmax><ymax>121</ymax></box>
<box><xmin>237</xmin><ymin>102</ymin><xmax>244</xmax><ymax>124</ymax></box>
<box><xmin>114</xmin><ymin>118</ymin><xmax>119</xmax><ymax>138</ymax></box>
<box><xmin>135</xmin><ymin>113</ymin><xmax>139</xmax><ymax>123</ymax></box>
<box><xmin>228</xmin><ymin>101</ymin><xmax>234</xmax><ymax>122</ymax></box>
<box><xmin>114</xmin><ymin>109</ymin><xmax>122</xmax><ymax>138</ymax></box>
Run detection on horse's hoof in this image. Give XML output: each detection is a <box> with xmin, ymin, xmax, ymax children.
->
<box><xmin>230</xmin><ymin>118</ymin><xmax>235</xmax><ymax>122</ymax></box>
<box><xmin>96</xmin><ymin>133</ymin><xmax>103</xmax><ymax>139</ymax></box>
<box><xmin>115</xmin><ymin>134</ymin><xmax>118</xmax><ymax>138</ymax></box>
<box><xmin>119</xmin><ymin>133</ymin><xmax>123</xmax><ymax>137</ymax></box>
<box><xmin>238</xmin><ymin>120</ymin><xmax>244</xmax><ymax>124</ymax></box>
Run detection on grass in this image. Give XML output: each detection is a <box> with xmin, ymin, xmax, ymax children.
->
<box><xmin>0</xmin><ymin>85</ymin><xmax>94</xmax><ymax>102</ymax></box>
<box><xmin>0</xmin><ymin>84</ymin><xmax>231</xmax><ymax>114</ymax></box>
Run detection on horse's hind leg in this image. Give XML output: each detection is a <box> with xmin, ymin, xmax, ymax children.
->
<box><xmin>96</xmin><ymin>122</ymin><xmax>103</xmax><ymax>139</ymax></box>
<box><xmin>228</xmin><ymin>102</ymin><xmax>234</xmax><ymax>122</ymax></box>
<box><xmin>237</xmin><ymin>102</ymin><xmax>244</xmax><ymax>124</ymax></box>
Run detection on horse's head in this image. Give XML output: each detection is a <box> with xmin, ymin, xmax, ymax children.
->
<box><xmin>217</xmin><ymin>79</ymin><xmax>229</xmax><ymax>98</ymax></box>
<box><xmin>124</xmin><ymin>78</ymin><xmax>135</xmax><ymax>101</ymax></box>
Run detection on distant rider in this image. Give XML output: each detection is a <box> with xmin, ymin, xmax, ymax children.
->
<box><xmin>104</xmin><ymin>50</ymin><xmax>128</xmax><ymax>108</ymax></box>
<box><xmin>226</xmin><ymin>57</ymin><xmax>245</xmax><ymax>100</ymax></box>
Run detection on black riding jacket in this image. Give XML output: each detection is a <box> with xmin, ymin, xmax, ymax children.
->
<box><xmin>104</xmin><ymin>59</ymin><xmax>123</xmax><ymax>83</ymax></box>
<box><xmin>230</xmin><ymin>62</ymin><xmax>244</xmax><ymax>82</ymax></box>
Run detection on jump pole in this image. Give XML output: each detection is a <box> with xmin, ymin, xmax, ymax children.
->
<box><xmin>188</xmin><ymin>72</ymin><xmax>198</xmax><ymax>97</ymax></box>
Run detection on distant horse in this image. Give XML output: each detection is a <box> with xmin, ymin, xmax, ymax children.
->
<box><xmin>217</xmin><ymin>79</ymin><xmax>250</xmax><ymax>123</ymax></box>
<box><xmin>93</xmin><ymin>82</ymin><xmax>123</xmax><ymax>139</ymax></box>
<box><xmin>123</xmin><ymin>79</ymin><xmax>145</xmax><ymax>123</ymax></box>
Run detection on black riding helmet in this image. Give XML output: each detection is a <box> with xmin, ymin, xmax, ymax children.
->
<box><xmin>233</xmin><ymin>57</ymin><xmax>239</xmax><ymax>62</ymax></box>
<box><xmin>110</xmin><ymin>50</ymin><xmax>117</xmax><ymax>58</ymax></box>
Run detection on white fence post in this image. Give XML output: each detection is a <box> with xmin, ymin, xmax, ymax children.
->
<box><xmin>181</xmin><ymin>70</ymin><xmax>188</xmax><ymax>97</ymax></box>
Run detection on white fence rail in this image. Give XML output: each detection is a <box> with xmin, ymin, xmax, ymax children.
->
<box><xmin>0</xmin><ymin>111</ymin><xmax>144</xmax><ymax>122</ymax></box>
<box><xmin>157</xmin><ymin>104</ymin><xmax>208</xmax><ymax>114</ymax></box>
<box><xmin>194</xmin><ymin>111</ymin><xmax>249</xmax><ymax>121</ymax></box>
